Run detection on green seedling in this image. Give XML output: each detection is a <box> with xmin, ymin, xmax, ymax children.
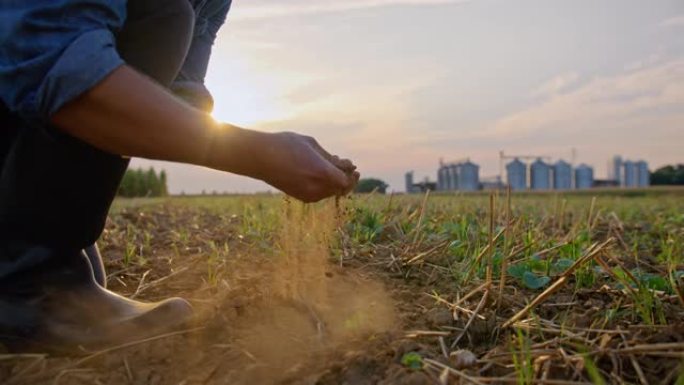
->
<box><xmin>400</xmin><ymin>352</ymin><xmax>423</xmax><ymax>371</ymax></box>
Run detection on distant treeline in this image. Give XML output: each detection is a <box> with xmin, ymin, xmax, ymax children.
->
<box><xmin>651</xmin><ymin>164</ymin><xmax>684</xmax><ymax>185</ymax></box>
<box><xmin>118</xmin><ymin>167</ymin><xmax>169</xmax><ymax>197</ymax></box>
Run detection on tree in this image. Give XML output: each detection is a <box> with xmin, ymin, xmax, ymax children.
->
<box><xmin>145</xmin><ymin>167</ymin><xmax>160</xmax><ymax>196</ymax></box>
<box><xmin>355</xmin><ymin>178</ymin><xmax>389</xmax><ymax>194</ymax></box>
<box><xmin>159</xmin><ymin>170</ymin><xmax>169</xmax><ymax>196</ymax></box>
<box><xmin>651</xmin><ymin>164</ymin><xmax>684</xmax><ymax>185</ymax></box>
<box><xmin>117</xmin><ymin>167</ymin><xmax>170</xmax><ymax>197</ymax></box>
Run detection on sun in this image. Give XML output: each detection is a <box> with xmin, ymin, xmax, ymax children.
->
<box><xmin>205</xmin><ymin>53</ymin><xmax>301</xmax><ymax>128</ymax></box>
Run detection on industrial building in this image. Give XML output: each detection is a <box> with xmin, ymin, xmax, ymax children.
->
<box><xmin>437</xmin><ymin>167</ymin><xmax>446</xmax><ymax>191</ymax></box>
<box><xmin>636</xmin><ymin>160</ymin><xmax>649</xmax><ymax>187</ymax></box>
<box><xmin>553</xmin><ymin>160</ymin><xmax>572</xmax><ymax>190</ymax></box>
<box><xmin>506</xmin><ymin>158</ymin><xmax>527</xmax><ymax>191</ymax></box>
<box><xmin>623</xmin><ymin>160</ymin><xmax>636</xmax><ymax>187</ymax></box>
<box><xmin>405</xmin><ymin>152</ymin><xmax>651</xmax><ymax>193</ymax></box>
<box><xmin>530</xmin><ymin>158</ymin><xmax>551</xmax><ymax>190</ymax></box>
<box><xmin>447</xmin><ymin>164</ymin><xmax>458</xmax><ymax>190</ymax></box>
<box><xmin>608</xmin><ymin>155</ymin><xmax>649</xmax><ymax>188</ymax></box>
<box><xmin>437</xmin><ymin>159</ymin><xmax>480</xmax><ymax>192</ymax></box>
<box><xmin>575</xmin><ymin>164</ymin><xmax>594</xmax><ymax>189</ymax></box>
<box><xmin>504</xmin><ymin>157</ymin><xmax>595</xmax><ymax>190</ymax></box>
<box><xmin>458</xmin><ymin>161</ymin><xmax>480</xmax><ymax>191</ymax></box>
<box><xmin>405</xmin><ymin>171</ymin><xmax>416</xmax><ymax>193</ymax></box>
<box><xmin>609</xmin><ymin>156</ymin><xmax>623</xmax><ymax>185</ymax></box>
<box><xmin>406</xmin><ymin>171</ymin><xmax>437</xmax><ymax>193</ymax></box>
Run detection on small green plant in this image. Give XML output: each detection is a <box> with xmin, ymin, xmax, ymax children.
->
<box><xmin>349</xmin><ymin>208</ymin><xmax>384</xmax><ymax>244</ymax></box>
<box><xmin>512</xmin><ymin>328</ymin><xmax>533</xmax><ymax>385</ymax></box>
<box><xmin>124</xmin><ymin>241</ymin><xmax>136</xmax><ymax>266</ymax></box>
<box><xmin>400</xmin><ymin>352</ymin><xmax>423</xmax><ymax>371</ymax></box>
<box><xmin>205</xmin><ymin>240</ymin><xmax>226</xmax><ymax>287</ymax></box>
<box><xmin>507</xmin><ymin>255</ymin><xmax>572</xmax><ymax>290</ymax></box>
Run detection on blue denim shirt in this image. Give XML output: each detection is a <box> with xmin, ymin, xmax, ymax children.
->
<box><xmin>0</xmin><ymin>0</ymin><xmax>231</xmax><ymax>123</ymax></box>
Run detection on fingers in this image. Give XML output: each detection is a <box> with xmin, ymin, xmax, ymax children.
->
<box><xmin>288</xmin><ymin>133</ymin><xmax>359</xmax><ymax>201</ymax></box>
<box><xmin>344</xmin><ymin>170</ymin><xmax>360</xmax><ymax>195</ymax></box>
<box><xmin>332</xmin><ymin>156</ymin><xmax>356</xmax><ymax>173</ymax></box>
<box><xmin>306</xmin><ymin>136</ymin><xmax>331</xmax><ymax>159</ymax></box>
<box><xmin>328</xmin><ymin>166</ymin><xmax>360</xmax><ymax>197</ymax></box>
<box><xmin>307</xmin><ymin>136</ymin><xmax>357</xmax><ymax>173</ymax></box>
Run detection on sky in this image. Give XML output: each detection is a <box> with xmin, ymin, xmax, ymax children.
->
<box><xmin>132</xmin><ymin>0</ymin><xmax>684</xmax><ymax>193</ymax></box>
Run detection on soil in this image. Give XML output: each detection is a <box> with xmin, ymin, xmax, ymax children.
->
<box><xmin>0</xmin><ymin>201</ymin><xmax>433</xmax><ymax>385</ymax></box>
<box><xmin>2</xmin><ymin>197</ymin><xmax>683</xmax><ymax>385</ymax></box>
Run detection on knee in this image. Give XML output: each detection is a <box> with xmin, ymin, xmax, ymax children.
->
<box><xmin>118</xmin><ymin>0</ymin><xmax>196</xmax><ymax>85</ymax></box>
<box><xmin>164</xmin><ymin>0</ymin><xmax>195</xmax><ymax>38</ymax></box>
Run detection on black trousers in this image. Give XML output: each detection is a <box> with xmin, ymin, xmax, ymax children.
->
<box><xmin>0</xmin><ymin>0</ymin><xmax>195</xmax><ymax>280</ymax></box>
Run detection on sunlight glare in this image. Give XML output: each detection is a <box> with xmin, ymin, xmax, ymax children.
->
<box><xmin>206</xmin><ymin>52</ymin><xmax>311</xmax><ymax>128</ymax></box>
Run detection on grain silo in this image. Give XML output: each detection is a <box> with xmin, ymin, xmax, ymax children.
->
<box><xmin>636</xmin><ymin>160</ymin><xmax>649</xmax><ymax>187</ymax></box>
<box><xmin>553</xmin><ymin>160</ymin><xmax>572</xmax><ymax>190</ymax></box>
<box><xmin>575</xmin><ymin>164</ymin><xmax>594</xmax><ymax>189</ymax></box>
<box><xmin>448</xmin><ymin>164</ymin><xmax>459</xmax><ymax>191</ymax></box>
<box><xmin>530</xmin><ymin>158</ymin><xmax>551</xmax><ymax>190</ymax></box>
<box><xmin>437</xmin><ymin>166</ymin><xmax>446</xmax><ymax>191</ymax></box>
<box><xmin>623</xmin><ymin>160</ymin><xmax>636</xmax><ymax>187</ymax></box>
<box><xmin>441</xmin><ymin>166</ymin><xmax>450</xmax><ymax>191</ymax></box>
<box><xmin>609</xmin><ymin>155</ymin><xmax>623</xmax><ymax>185</ymax></box>
<box><xmin>506</xmin><ymin>158</ymin><xmax>527</xmax><ymax>190</ymax></box>
<box><xmin>405</xmin><ymin>171</ymin><xmax>415</xmax><ymax>193</ymax></box>
<box><xmin>458</xmin><ymin>160</ymin><xmax>480</xmax><ymax>191</ymax></box>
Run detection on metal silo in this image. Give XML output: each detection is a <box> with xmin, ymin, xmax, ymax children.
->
<box><xmin>447</xmin><ymin>164</ymin><xmax>458</xmax><ymax>190</ymax></box>
<box><xmin>610</xmin><ymin>155</ymin><xmax>623</xmax><ymax>185</ymax></box>
<box><xmin>441</xmin><ymin>166</ymin><xmax>450</xmax><ymax>191</ymax></box>
<box><xmin>458</xmin><ymin>160</ymin><xmax>480</xmax><ymax>191</ymax></box>
<box><xmin>553</xmin><ymin>160</ymin><xmax>572</xmax><ymax>190</ymax></box>
<box><xmin>622</xmin><ymin>160</ymin><xmax>636</xmax><ymax>187</ymax></box>
<box><xmin>530</xmin><ymin>158</ymin><xmax>551</xmax><ymax>190</ymax></box>
<box><xmin>405</xmin><ymin>171</ymin><xmax>415</xmax><ymax>193</ymax></box>
<box><xmin>506</xmin><ymin>158</ymin><xmax>527</xmax><ymax>190</ymax></box>
<box><xmin>437</xmin><ymin>166</ymin><xmax>446</xmax><ymax>191</ymax></box>
<box><xmin>636</xmin><ymin>160</ymin><xmax>649</xmax><ymax>187</ymax></box>
<box><xmin>575</xmin><ymin>164</ymin><xmax>593</xmax><ymax>189</ymax></box>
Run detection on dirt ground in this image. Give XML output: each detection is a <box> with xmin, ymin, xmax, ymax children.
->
<box><xmin>1</xmin><ymin>201</ymin><xmax>429</xmax><ymax>385</ymax></box>
<box><xmin>1</xmin><ymin>194</ymin><xmax>683</xmax><ymax>384</ymax></box>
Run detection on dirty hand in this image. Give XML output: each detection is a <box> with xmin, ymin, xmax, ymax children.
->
<box><xmin>248</xmin><ymin>131</ymin><xmax>360</xmax><ymax>202</ymax></box>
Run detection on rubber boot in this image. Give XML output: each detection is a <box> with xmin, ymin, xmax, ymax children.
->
<box><xmin>0</xmin><ymin>126</ymin><xmax>193</xmax><ymax>354</ymax></box>
<box><xmin>84</xmin><ymin>244</ymin><xmax>106</xmax><ymax>288</ymax></box>
<box><xmin>0</xmin><ymin>244</ymin><xmax>192</xmax><ymax>354</ymax></box>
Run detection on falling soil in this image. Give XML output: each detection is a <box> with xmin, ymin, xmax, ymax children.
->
<box><xmin>225</xmin><ymin>274</ymin><xmax>396</xmax><ymax>384</ymax></box>
<box><xmin>221</xmin><ymin>199</ymin><xmax>398</xmax><ymax>383</ymax></box>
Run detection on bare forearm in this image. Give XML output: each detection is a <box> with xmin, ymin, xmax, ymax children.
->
<box><xmin>50</xmin><ymin>65</ymin><xmax>359</xmax><ymax>202</ymax></box>
<box><xmin>51</xmin><ymin>65</ymin><xmax>240</xmax><ymax>168</ymax></box>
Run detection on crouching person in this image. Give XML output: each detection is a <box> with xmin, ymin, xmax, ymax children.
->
<box><xmin>0</xmin><ymin>0</ymin><xmax>358</xmax><ymax>353</ymax></box>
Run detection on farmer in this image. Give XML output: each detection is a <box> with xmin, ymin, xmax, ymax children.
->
<box><xmin>0</xmin><ymin>0</ymin><xmax>359</xmax><ymax>352</ymax></box>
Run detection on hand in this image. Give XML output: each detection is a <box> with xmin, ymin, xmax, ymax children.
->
<box><xmin>248</xmin><ymin>131</ymin><xmax>360</xmax><ymax>202</ymax></box>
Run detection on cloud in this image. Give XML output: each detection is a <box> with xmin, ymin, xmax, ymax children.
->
<box><xmin>532</xmin><ymin>72</ymin><xmax>581</xmax><ymax>98</ymax></box>
<box><xmin>488</xmin><ymin>58</ymin><xmax>684</xmax><ymax>138</ymax></box>
<box><xmin>660</xmin><ymin>15</ymin><xmax>684</xmax><ymax>28</ymax></box>
<box><xmin>233</xmin><ymin>0</ymin><xmax>470</xmax><ymax>19</ymax></box>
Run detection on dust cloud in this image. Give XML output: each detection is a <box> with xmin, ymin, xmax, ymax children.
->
<box><xmin>227</xmin><ymin>198</ymin><xmax>397</xmax><ymax>382</ymax></box>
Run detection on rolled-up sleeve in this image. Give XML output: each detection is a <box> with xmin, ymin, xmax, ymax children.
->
<box><xmin>0</xmin><ymin>1</ymin><xmax>127</xmax><ymax>123</ymax></box>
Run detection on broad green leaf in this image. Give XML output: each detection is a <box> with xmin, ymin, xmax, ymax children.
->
<box><xmin>551</xmin><ymin>258</ymin><xmax>573</xmax><ymax>274</ymax></box>
<box><xmin>522</xmin><ymin>271</ymin><xmax>551</xmax><ymax>289</ymax></box>
<box><xmin>507</xmin><ymin>264</ymin><xmax>529</xmax><ymax>280</ymax></box>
